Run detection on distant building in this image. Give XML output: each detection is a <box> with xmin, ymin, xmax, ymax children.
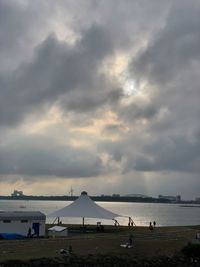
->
<box><xmin>195</xmin><ymin>197</ymin><xmax>200</xmax><ymax>203</ymax></box>
<box><xmin>11</xmin><ymin>190</ymin><xmax>24</xmax><ymax>197</ymax></box>
<box><xmin>112</xmin><ymin>194</ymin><xmax>120</xmax><ymax>197</ymax></box>
<box><xmin>124</xmin><ymin>194</ymin><xmax>151</xmax><ymax>198</ymax></box>
<box><xmin>158</xmin><ymin>195</ymin><xmax>181</xmax><ymax>202</ymax></box>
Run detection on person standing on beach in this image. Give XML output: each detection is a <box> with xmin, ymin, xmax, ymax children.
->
<box><xmin>128</xmin><ymin>217</ymin><xmax>131</xmax><ymax>228</ymax></box>
<box><xmin>149</xmin><ymin>222</ymin><xmax>153</xmax><ymax>231</ymax></box>
<box><xmin>153</xmin><ymin>221</ymin><xmax>156</xmax><ymax>228</ymax></box>
<box><xmin>128</xmin><ymin>233</ymin><xmax>133</xmax><ymax>246</ymax></box>
<box><xmin>27</xmin><ymin>227</ymin><xmax>31</xmax><ymax>238</ymax></box>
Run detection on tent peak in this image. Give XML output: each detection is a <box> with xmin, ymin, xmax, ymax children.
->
<box><xmin>81</xmin><ymin>191</ymin><xmax>88</xmax><ymax>195</ymax></box>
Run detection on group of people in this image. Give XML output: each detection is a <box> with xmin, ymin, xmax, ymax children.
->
<box><xmin>121</xmin><ymin>221</ymin><xmax>156</xmax><ymax>248</ymax></box>
<box><xmin>149</xmin><ymin>221</ymin><xmax>156</xmax><ymax>231</ymax></box>
<box><xmin>96</xmin><ymin>222</ymin><xmax>105</xmax><ymax>232</ymax></box>
<box><xmin>125</xmin><ymin>220</ymin><xmax>157</xmax><ymax>248</ymax></box>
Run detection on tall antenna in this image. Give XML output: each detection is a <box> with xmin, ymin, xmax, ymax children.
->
<box><xmin>69</xmin><ymin>186</ymin><xmax>73</xmax><ymax>196</ymax></box>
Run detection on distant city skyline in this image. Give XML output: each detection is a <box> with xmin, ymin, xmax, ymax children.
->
<box><xmin>2</xmin><ymin>188</ymin><xmax>198</xmax><ymax>202</ymax></box>
<box><xmin>0</xmin><ymin>0</ymin><xmax>200</xmax><ymax>199</ymax></box>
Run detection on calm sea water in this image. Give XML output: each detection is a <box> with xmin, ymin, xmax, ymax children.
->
<box><xmin>0</xmin><ymin>200</ymin><xmax>199</xmax><ymax>226</ymax></box>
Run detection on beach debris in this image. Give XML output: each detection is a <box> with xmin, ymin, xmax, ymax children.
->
<box><xmin>59</xmin><ymin>248</ymin><xmax>70</xmax><ymax>257</ymax></box>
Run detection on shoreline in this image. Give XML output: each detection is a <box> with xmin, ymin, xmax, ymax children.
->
<box><xmin>1</xmin><ymin>195</ymin><xmax>199</xmax><ymax>204</ymax></box>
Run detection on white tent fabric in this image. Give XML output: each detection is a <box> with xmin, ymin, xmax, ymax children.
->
<box><xmin>48</xmin><ymin>226</ymin><xmax>68</xmax><ymax>237</ymax></box>
<box><xmin>48</xmin><ymin>226</ymin><xmax>67</xmax><ymax>232</ymax></box>
<box><xmin>48</xmin><ymin>191</ymin><xmax>121</xmax><ymax>220</ymax></box>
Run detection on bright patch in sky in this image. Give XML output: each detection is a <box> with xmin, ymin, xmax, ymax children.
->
<box><xmin>123</xmin><ymin>79</ymin><xmax>138</xmax><ymax>96</ymax></box>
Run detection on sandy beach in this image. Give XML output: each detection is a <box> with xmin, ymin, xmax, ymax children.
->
<box><xmin>0</xmin><ymin>225</ymin><xmax>199</xmax><ymax>261</ymax></box>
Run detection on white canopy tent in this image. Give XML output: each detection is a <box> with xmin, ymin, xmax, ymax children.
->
<box><xmin>48</xmin><ymin>191</ymin><xmax>122</xmax><ymax>226</ymax></box>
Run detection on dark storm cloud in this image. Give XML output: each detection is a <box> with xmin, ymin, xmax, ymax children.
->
<box><xmin>119</xmin><ymin>99</ymin><xmax>159</xmax><ymax>122</ymax></box>
<box><xmin>0</xmin><ymin>24</ymin><xmax>122</xmax><ymax>127</ymax></box>
<box><xmin>0</xmin><ymin>0</ymin><xmax>28</xmax><ymax>69</ymax></box>
<box><xmin>109</xmin><ymin>0</ymin><xmax>200</xmax><ymax>177</ymax></box>
<box><xmin>63</xmin><ymin>87</ymin><xmax>122</xmax><ymax>112</ymax></box>
<box><xmin>132</xmin><ymin>0</ymin><xmax>200</xmax><ymax>85</ymax></box>
<box><xmin>0</xmin><ymin>0</ymin><xmax>51</xmax><ymax>72</ymax></box>
<box><xmin>100</xmin><ymin>132</ymin><xmax>200</xmax><ymax>174</ymax></box>
<box><xmin>0</xmin><ymin>0</ymin><xmax>171</xmax><ymax>128</ymax></box>
<box><xmin>125</xmin><ymin>135</ymin><xmax>200</xmax><ymax>173</ymax></box>
<box><xmin>1</xmin><ymin>0</ymin><xmax>200</xmax><ymax>197</ymax></box>
<box><xmin>99</xmin><ymin>139</ymin><xmax>126</xmax><ymax>163</ymax></box>
<box><xmin>103</xmin><ymin>124</ymin><xmax>125</xmax><ymax>135</ymax></box>
<box><xmin>0</xmin><ymin>135</ymin><xmax>103</xmax><ymax>178</ymax></box>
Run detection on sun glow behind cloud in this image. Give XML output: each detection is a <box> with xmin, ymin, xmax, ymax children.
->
<box><xmin>0</xmin><ymin>0</ymin><xmax>200</xmax><ymax>199</ymax></box>
<box><xmin>123</xmin><ymin>79</ymin><xmax>138</xmax><ymax>96</ymax></box>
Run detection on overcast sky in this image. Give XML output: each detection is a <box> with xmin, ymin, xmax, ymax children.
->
<box><xmin>0</xmin><ymin>0</ymin><xmax>200</xmax><ymax>199</ymax></box>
